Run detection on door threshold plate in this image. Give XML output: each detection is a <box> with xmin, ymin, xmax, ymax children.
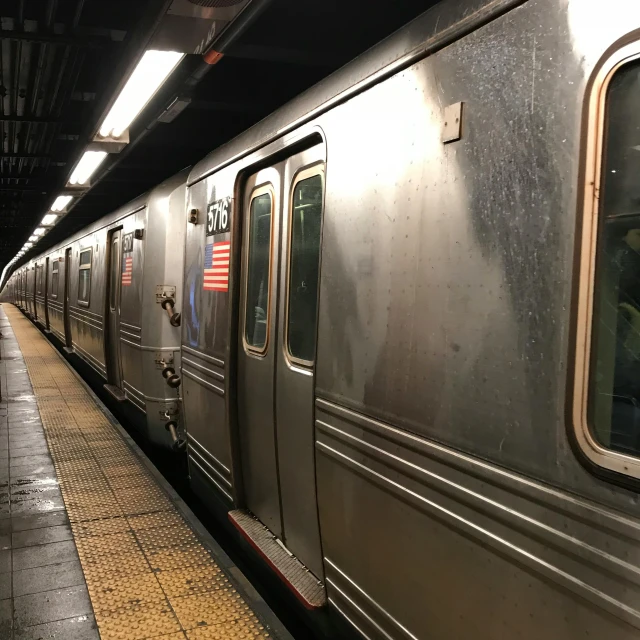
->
<box><xmin>104</xmin><ymin>384</ymin><xmax>126</xmax><ymax>402</ymax></box>
<box><xmin>229</xmin><ymin>509</ymin><xmax>327</xmax><ymax>609</ymax></box>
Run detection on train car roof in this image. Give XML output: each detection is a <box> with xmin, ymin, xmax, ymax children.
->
<box><xmin>21</xmin><ymin>169</ymin><xmax>189</xmax><ymax>263</ymax></box>
<box><xmin>188</xmin><ymin>0</ymin><xmax>522</xmax><ymax>186</ymax></box>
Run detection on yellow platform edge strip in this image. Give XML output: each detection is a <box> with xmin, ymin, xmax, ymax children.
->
<box><xmin>4</xmin><ymin>306</ymin><xmax>269</xmax><ymax>640</ymax></box>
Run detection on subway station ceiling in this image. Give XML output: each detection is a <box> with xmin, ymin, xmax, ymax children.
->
<box><xmin>1</xmin><ymin>0</ymin><xmax>436</xmax><ymax>276</ymax></box>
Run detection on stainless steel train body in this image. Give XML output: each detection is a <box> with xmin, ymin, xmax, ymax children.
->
<box><xmin>180</xmin><ymin>0</ymin><xmax>640</xmax><ymax>637</ymax></box>
<box><xmin>5</xmin><ymin>0</ymin><xmax>640</xmax><ymax>637</ymax></box>
<box><xmin>7</xmin><ymin>172</ymin><xmax>187</xmax><ymax>448</ymax></box>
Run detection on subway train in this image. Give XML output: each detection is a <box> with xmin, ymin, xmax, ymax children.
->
<box><xmin>4</xmin><ymin>0</ymin><xmax>640</xmax><ymax>637</ymax></box>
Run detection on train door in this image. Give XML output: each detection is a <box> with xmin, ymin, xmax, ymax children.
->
<box><xmin>237</xmin><ymin>144</ymin><xmax>325</xmax><ymax>579</ymax></box>
<box><xmin>31</xmin><ymin>265</ymin><xmax>37</xmax><ymax>321</ymax></box>
<box><xmin>44</xmin><ymin>257</ymin><xmax>50</xmax><ymax>330</ymax></box>
<box><xmin>105</xmin><ymin>229</ymin><xmax>124</xmax><ymax>397</ymax></box>
<box><xmin>63</xmin><ymin>248</ymin><xmax>73</xmax><ymax>350</ymax></box>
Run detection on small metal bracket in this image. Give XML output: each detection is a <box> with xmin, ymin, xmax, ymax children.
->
<box><xmin>156</xmin><ymin>285</ymin><xmax>176</xmax><ymax>303</ymax></box>
<box><xmin>188</xmin><ymin>208</ymin><xmax>198</xmax><ymax>224</ymax></box>
<box><xmin>155</xmin><ymin>352</ymin><xmax>174</xmax><ymax>369</ymax></box>
<box><xmin>442</xmin><ymin>102</ymin><xmax>463</xmax><ymax>143</ymax></box>
<box><xmin>159</xmin><ymin>403</ymin><xmax>180</xmax><ymax>421</ymax></box>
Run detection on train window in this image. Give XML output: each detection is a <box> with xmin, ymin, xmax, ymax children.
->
<box><xmin>78</xmin><ymin>249</ymin><xmax>92</xmax><ymax>305</ymax></box>
<box><xmin>588</xmin><ymin>59</ymin><xmax>640</xmax><ymax>460</ymax></box>
<box><xmin>36</xmin><ymin>265</ymin><xmax>42</xmax><ymax>295</ymax></box>
<box><xmin>51</xmin><ymin>261</ymin><xmax>59</xmax><ymax>299</ymax></box>
<box><xmin>286</xmin><ymin>169</ymin><xmax>324</xmax><ymax>364</ymax></box>
<box><xmin>245</xmin><ymin>189</ymin><xmax>273</xmax><ymax>352</ymax></box>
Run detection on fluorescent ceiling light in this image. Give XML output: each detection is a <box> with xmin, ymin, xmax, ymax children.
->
<box><xmin>51</xmin><ymin>195</ymin><xmax>73</xmax><ymax>212</ymax></box>
<box><xmin>69</xmin><ymin>150</ymin><xmax>107</xmax><ymax>185</ymax></box>
<box><xmin>99</xmin><ymin>50</ymin><xmax>184</xmax><ymax>138</ymax></box>
<box><xmin>42</xmin><ymin>214</ymin><xmax>58</xmax><ymax>226</ymax></box>
<box><xmin>28</xmin><ymin>235</ymin><xmax>38</xmax><ymax>242</ymax></box>
<box><xmin>24</xmin><ymin>243</ymin><xmax>33</xmax><ymax>248</ymax></box>
<box><xmin>34</xmin><ymin>228</ymin><xmax>46</xmax><ymax>237</ymax></box>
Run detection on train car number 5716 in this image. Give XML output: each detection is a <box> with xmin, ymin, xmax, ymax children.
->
<box><xmin>206</xmin><ymin>197</ymin><xmax>232</xmax><ymax>236</ymax></box>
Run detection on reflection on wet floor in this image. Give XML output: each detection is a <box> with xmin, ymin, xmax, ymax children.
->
<box><xmin>0</xmin><ymin>306</ymin><xmax>99</xmax><ymax>639</ymax></box>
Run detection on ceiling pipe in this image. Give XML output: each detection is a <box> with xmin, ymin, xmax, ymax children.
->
<box><xmin>201</xmin><ymin>0</ymin><xmax>272</xmax><ymax>67</ymax></box>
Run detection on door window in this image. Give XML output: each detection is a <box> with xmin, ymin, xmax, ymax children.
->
<box><xmin>286</xmin><ymin>170</ymin><xmax>324</xmax><ymax>364</ymax></box>
<box><xmin>245</xmin><ymin>189</ymin><xmax>273</xmax><ymax>352</ymax></box>
<box><xmin>51</xmin><ymin>261</ymin><xmax>59</xmax><ymax>299</ymax></box>
<box><xmin>110</xmin><ymin>238</ymin><xmax>119</xmax><ymax>310</ymax></box>
<box><xmin>78</xmin><ymin>249</ymin><xmax>92</xmax><ymax>305</ymax></box>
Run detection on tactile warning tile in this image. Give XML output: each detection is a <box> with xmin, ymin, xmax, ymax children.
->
<box><xmin>128</xmin><ymin>511</ymin><xmax>185</xmax><ymax>531</ymax></box>
<box><xmin>4</xmin><ymin>305</ymin><xmax>272</xmax><ymax>640</ymax></box>
<box><xmin>87</xmin><ymin>572</ymin><xmax>166</xmax><ymax>612</ymax></box>
<box><xmin>135</xmin><ymin>524</ymin><xmax>199</xmax><ymax>551</ymax></box>
<box><xmin>145</xmin><ymin>543</ymin><xmax>212</xmax><ymax>573</ymax></box>
<box><xmin>171</xmin><ymin>591</ymin><xmax>253</xmax><ymax>629</ymax></box>
<box><xmin>156</xmin><ymin>565</ymin><xmax>228</xmax><ymax>599</ymax></box>
<box><xmin>71</xmin><ymin>517</ymin><xmax>132</xmax><ymax>538</ymax></box>
<box><xmin>187</xmin><ymin>620</ymin><xmax>270</xmax><ymax>639</ymax></box>
<box><xmin>94</xmin><ymin>600</ymin><xmax>182</xmax><ymax>640</ymax></box>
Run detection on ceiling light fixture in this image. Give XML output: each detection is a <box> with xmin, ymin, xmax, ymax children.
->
<box><xmin>34</xmin><ymin>228</ymin><xmax>46</xmax><ymax>237</ymax></box>
<box><xmin>28</xmin><ymin>235</ymin><xmax>38</xmax><ymax>242</ymax></box>
<box><xmin>42</xmin><ymin>214</ymin><xmax>59</xmax><ymax>226</ymax></box>
<box><xmin>69</xmin><ymin>150</ymin><xmax>107</xmax><ymax>185</ymax></box>
<box><xmin>99</xmin><ymin>50</ymin><xmax>184</xmax><ymax>139</ymax></box>
<box><xmin>51</xmin><ymin>195</ymin><xmax>73</xmax><ymax>212</ymax></box>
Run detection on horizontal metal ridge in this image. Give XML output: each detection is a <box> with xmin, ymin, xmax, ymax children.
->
<box><xmin>72</xmin><ymin>342</ymin><xmax>106</xmax><ymax>378</ymax></box>
<box><xmin>188</xmin><ymin>453</ymin><xmax>233</xmax><ymax>502</ymax></box>
<box><xmin>187</xmin><ymin>433</ymin><xmax>231</xmax><ymax>483</ymax></box>
<box><xmin>321</xmin><ymin>417</ymin><xmax>640</xmax><ymax>586</ymax></box>
<box><xmin>120</xmin><ymin>321</ymin><xmax>141</xmax><ymax>333</ymax></box>
<box><xmin>181</xmin><ymin>345</ymin><xmax>224</xmax><ymax>368</ymax></box>
<box><xmin>325</xmin><ymin>558</ymin><xmax>417</xmax><ymax>640</ymax></box>
<box><xmin>122</xmin><ymin>380</ymin><xmax>144</xmax><ymax>403</ymax></box>
<box><xmin>182</xmin><ymin>356</ymin><xmax>224</xmax><ymax>382</ymax></box>
<box><xmin>317</xmin><ymin>436</ymin><xmax>640</xmax><ymax>631</ymax></box>
<box><xmin>69</xmin><ymin>305</ymin><xmax>102</xmax><ymax>320</ymax></box>
<box><xmin>120</xmin><ymin>328</ymin><xmax>142</xmax><ymax>342</ymax></box>
<box><xmin>182</xmin><ymin>368</ymin><xmax>224</xmax><ymax>397</ymax></box>
<box><xmin>316</xmin><ymin>398</ymin><xmax>640</xmax><ymax>542</ymax></box>
<box><xmin>69</xmin><ymin>312</ymin><xmax>103</xmax><ymax>331</ymax></box>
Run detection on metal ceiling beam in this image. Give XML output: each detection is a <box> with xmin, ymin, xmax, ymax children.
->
<box><xmin>0</xmin><ymin>116</ymin><xmax>59</xmax><ymax>124</ymax></box>
<box><xmin>0</xmin><ymin>30</ymin><xmax>103</xmax><ymax>48</ymax></box>
<box><xmin>0</xmin><ymin>186</ymin><xmax>46</xmax><ymax>192</ymax></box>
<box><xmin>0</xmin><ymin>154</ymin><xmax>51</xmax><ymax>160</ymax></box>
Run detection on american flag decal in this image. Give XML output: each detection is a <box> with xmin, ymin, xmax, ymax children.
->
<box><xmin>203</xmin><ymin>240</ymin><xmax>230</xmax><ymax>292</ymax></box>
<box><xmin>122</xmin><ymin>256</ymin><xmax>133</xmax><ymax>286</ymax></box>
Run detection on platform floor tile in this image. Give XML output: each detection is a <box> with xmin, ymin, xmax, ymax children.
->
<box><xmin>2</xmin><ymin>305</ymin><xmax>274</xmax><ymax>640</ymax></box>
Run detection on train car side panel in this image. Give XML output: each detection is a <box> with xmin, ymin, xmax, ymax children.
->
<box><xmin>311</xmin><ymin>0</ymin><xmax>640</xmax><ymax>638</ymax></box>
<box><xmin>182</xmin><ymin>170</ymin><xmax>236</xmax><ymax>503</ymax></box>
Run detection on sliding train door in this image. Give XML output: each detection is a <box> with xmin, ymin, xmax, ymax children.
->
<box><xmin>105</xmin><ymin>229</ymin><xmax>124</xmax><ymax>396</ymax></box>
<box><xmin>237</xmin><ymin>144</ymin><xmax>325</xmax><ymax>579</ymax></box>
<box><xmin>63</xmin><ymin>248</ymin><xmax>73</xmax><ymax>349</ymax></box>
<box><xmin>44</xmin><ymin>257</ymin><xmax>50</xmax><ymax>330</ymax></box>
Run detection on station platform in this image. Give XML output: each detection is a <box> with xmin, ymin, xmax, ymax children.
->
<box><xmin>0</xmin><ymin>304</ymin><xmax>291</xmax><ymax>640</ymax></box>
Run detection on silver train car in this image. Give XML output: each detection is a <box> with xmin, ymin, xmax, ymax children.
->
<box><xmin>4</xmin><ymin>172</ymin><xmax>188</xmax><ymax>450</ymax></box>
<box><xmin>5</xmin><ymin>0</ymin><xmax>640</xmax><ymax>637</ymax></box>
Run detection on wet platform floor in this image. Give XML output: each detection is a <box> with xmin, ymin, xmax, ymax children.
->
<box><xmin>0</xmin><ymin>303</ymin><xmax>290</xmax><ymax>640</ymax></box>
